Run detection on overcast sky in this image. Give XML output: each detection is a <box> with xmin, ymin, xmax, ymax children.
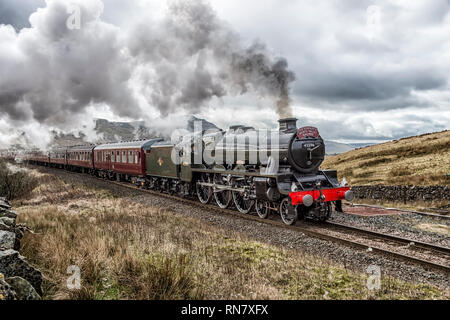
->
<box><xmin>0</xmin><ymin>0</ymin><xmax>449</xmax><ymax>148</ymax></box>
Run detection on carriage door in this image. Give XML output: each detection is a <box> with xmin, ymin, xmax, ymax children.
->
<box><xmin>106</xmin><ymin>152</ymin><xmax>112</xmax><ymax>171</ymax></box>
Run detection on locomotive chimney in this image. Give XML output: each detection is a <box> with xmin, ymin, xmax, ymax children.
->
<box><xmin>278</xmin><ymin>118</ymin><xmax>298</xmax><ymax>132</ymax></box>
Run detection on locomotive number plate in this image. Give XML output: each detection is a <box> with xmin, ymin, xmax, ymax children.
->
<box><xmin>297</xmin><ymin>127</ymin><xmax>319</xmax><ymax>139</ymax></box>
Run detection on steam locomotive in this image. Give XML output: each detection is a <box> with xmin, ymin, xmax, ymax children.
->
<box><xmin>24</xmin><ymin>118</ymin><xmax>353</xmax><ymax>225</ymax></box>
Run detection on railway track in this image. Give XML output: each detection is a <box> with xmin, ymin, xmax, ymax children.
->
<box><xmin>36</xmin><ymin>166</ymin><xmax>450</xmax><ymax>274</ymax></box>
<box><xmin>320</xmin><ymin>221</ymin><xmax>450</xmax><ymax>273</ymax></box>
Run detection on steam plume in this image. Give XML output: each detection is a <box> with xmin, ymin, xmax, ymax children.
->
<box><xmin>0</xmin><ymin>0</ymin><xmax>296</xmax><ymax>149</ymax></box>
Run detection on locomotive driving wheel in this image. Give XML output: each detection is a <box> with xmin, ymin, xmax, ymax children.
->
<box><xmin>213</xmin><ymin>174</ymin><xmax>232</xmax><ymax>209</ymax></box>
<box><xmin>255</xmin><ymin>200</ymin><xmax>270</xmax><ymax>219</ymax></box>
<box><xmin>279</xmin><ymin>198</ymin><xmax>298</xmax><ymax>226</ymax></box>
<box><xmin>232</xmin><ymin>177</ymin><xmax>255</xmax><ymax>214</ymax></box>
<box><xmin>196</xmin><ymin>173</ymin><xmax>212</xmax><ymax>204</ymax></box>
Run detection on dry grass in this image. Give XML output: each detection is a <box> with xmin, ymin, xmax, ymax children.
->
<box><xmin>0</xmin><ymin>160</ymin><xmax>39</xmax><ymax>200</ymax></box>
<box><xmin>15</xmin><ymin>170</ymin><xmax>450</xmax><ymax>300</ymax></box>
<box><xmin>322</xmin><ymin>130</ymin><xmax>450</xmax><ymax>186</ymax></box>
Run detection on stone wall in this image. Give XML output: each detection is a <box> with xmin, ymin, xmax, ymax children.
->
<box><xmin>352</xmin><ymin>185</ymin><xmax>450</xmax><ymax>202</ymax></box>
<box><xmin>0</xmin><ymin>197</ymin><xmax>42</xmax><ymax>300</ymax></box>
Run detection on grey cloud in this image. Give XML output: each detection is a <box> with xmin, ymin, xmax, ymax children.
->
<box><xmin>299</xmin><ymin>114</ymin><xmax>445</xmax><ymax>142</ymax></box>
<box><xmin>295</xmin><ymin>70</ymin><xmax>446</xmax><ymax>105</ymax></box>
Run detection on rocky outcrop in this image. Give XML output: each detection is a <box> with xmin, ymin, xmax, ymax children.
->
<box><xmin>5</xmin><ymin>276</ymin><xmax>41</xmax><ymax>300</ymax></box>
<box><xmin>0</xmin><ymin>275</ymin><xmax>17</xmax><ymax>300</ymax></box>
<box><xmin>0</xmin><ymin>197</ymin><xmax>42</xmax><ymax>300</ymax></box>
<box><xmin>0</xmin><ymin>231</ymin><xmax>16</xmax><ymax>250</ymax></box>
<box><xmin>352</xmin><ymin>185</ymin><xmax>450</xmax><ymax>202</ymax></box>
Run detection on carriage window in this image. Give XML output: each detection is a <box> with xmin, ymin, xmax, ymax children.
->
<box><xmin>128</xmin><ymin>151</ymin><xmax>133</xmax><ymax>163</ymax></box>
<box><xmin>111</xmin><ymin>151</ymin><xmax>115</xmax><ymax>162</ymax></box>
<box><xmin>122</xmin><ymin>151</ymin><xmax>127</xmax><ymax>163</ymax></box>
<box><xmin>135</xmin><ymin>151</ymin><xmax>139</xmax><ymax>164</ymax></box>
<box><xmin>117</xmin><ymin>151</ymin><xmax>120</xmax><ymax>162</ymax></box>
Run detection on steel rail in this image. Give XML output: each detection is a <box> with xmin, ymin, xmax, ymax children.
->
<box><xmin>324</xmin><ymin>221</ymin><xmax>450</xmax><ymax>256</ymax></box>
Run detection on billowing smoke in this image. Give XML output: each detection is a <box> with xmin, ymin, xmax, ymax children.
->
<box><xmin>0</xmin><ymin>0</ymin><xmax>296</xmax><ymax>149</ymax></box>
<box><xmin>0</xmin><ymin>0</ymin><xmax>138</xmax><ymax>125</ymax></box>
<box><xmin>230</xmin><ymin>43</ymin><xmax>295</xmax><ymax>118</ymax></box>
<box><xmin>129</xmin><ymin>0</ymin><xmax>296</xmax><ymax>117</ymax></box>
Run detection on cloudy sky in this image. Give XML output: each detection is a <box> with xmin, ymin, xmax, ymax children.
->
<box><xmin>0</xmin><ymin>0</ymin><xmax>449</xmax><ymax>148</ymax></box>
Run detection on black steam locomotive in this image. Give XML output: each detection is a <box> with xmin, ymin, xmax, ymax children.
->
<box><xmin>175</xmin><ymin>118</ymin><xmax>353</xmax><ymax>224</ymax></box>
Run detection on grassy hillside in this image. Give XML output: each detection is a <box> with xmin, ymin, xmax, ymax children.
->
<box><xmin>322</xmin><ymin>130</ymin><xmax>450</xmax><ymax>186</ymax></box>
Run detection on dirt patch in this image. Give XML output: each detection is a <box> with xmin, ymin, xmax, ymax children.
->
<box><xmin>414</xmin><ymin>223</ymin><xmax>450</xmax><ymax>236</ymax></box>
<box><xmin>343</xmin><ymin>205</ymin><xmax>406</xmax><ymax>217</ymax></box>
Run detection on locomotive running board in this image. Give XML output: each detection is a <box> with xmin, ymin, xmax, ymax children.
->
<box><xmin>196</xmin><ymin>182</ymin><xmax>245</xmax><ymax>193</ymax></box>
<box><xmin>192</xmin><ymin>168</ymin><xmax>278</xmax><ymax>178</ymax></box>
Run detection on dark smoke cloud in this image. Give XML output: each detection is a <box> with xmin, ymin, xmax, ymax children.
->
<box><xmin>230</xmin><ymin>43</ymin><xmax>296</xmax><ymax>117</ymax></box>
<box><xmin>129</xmin><ymin>0</ymin><xmax>296</xmax><ymax>117</ymax></box>
<box><xmin>0</xmin><ymin>0</ymin><xmax>295</xmax><ymax>130</ymax></box>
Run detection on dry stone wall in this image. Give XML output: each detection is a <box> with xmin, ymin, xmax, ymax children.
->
<box><xmin>0</xmin><ymin>197</ymin><xmax>42</xmax><ymax>300</ymax></box>
<box><xmin>352</xmin><ymin>185</ymin><xmax>450</xmax><ymax>202</ymax></box>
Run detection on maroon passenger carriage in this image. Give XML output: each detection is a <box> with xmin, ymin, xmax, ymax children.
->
<box><xmin>66</xmin><ymin>145</ymin><xmax>96</xmax><ymax>173</ymax></box>
<box><xmin>26</xmin><ymin>149</ymin><xmax>49</xmax><ymax>166</ymax></box>
<box><xmin>93</xmin><ymin>139</ymin><xmax>163</xmax><ymax>181</ymax></box>
<box><xmin>49</xmin><ymin>147</ymin><xmax>67</xmax><ymax>169</ymax></box>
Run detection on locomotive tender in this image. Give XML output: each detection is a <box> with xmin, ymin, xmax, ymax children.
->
<box><xmin>24</xmin><ymin>118</ymin><xmax>353</xmax><ymax>225</ymax></box>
